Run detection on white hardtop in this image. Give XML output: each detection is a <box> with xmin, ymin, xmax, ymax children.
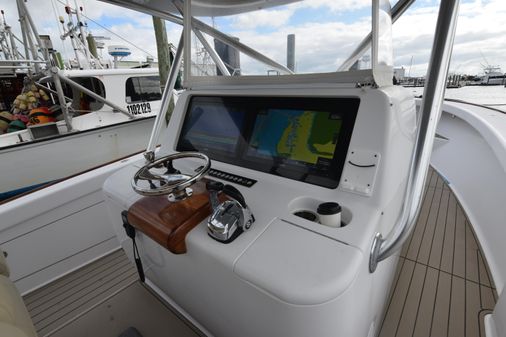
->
<box><xmin>100</xmin><ymin>0</ymin><xmax>300</xmax><ymax>17</ymax></box>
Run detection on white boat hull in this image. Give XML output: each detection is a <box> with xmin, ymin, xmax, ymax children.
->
<box><xmin>0</xmin><ymin>116</ymin><xmax>154</xmax><ymax>199</ymax></box>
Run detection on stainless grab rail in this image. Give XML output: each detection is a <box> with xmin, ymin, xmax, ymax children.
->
<box><xmin>369</xmin><ymin>0</ymin><xmax>460</xmax><ymax>273</ymax></box>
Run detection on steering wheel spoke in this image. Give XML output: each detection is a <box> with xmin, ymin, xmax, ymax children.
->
<box><xmin>132</xmin><ymin>152</ymin><xmax>211</xmax><ymax>198</ymax></box>
<box><xmin>137</xmin><ymin>167</ymin><xmax>165</xmax><ymax>182</ymax></box>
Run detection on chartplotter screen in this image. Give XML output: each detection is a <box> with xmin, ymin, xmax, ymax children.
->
<box><xmin>177</xmin><ymin>96</ymin><xmax>359</xmax><ymax>188</ymax></box>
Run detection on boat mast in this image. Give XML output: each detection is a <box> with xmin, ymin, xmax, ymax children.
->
<box><xmin>0</xmin><ymin>10</ymin><xmax>20</xmax><ymax>60</ymax></box>
<box><xmin>60</xmin><ymin>2</ymin><xmax>101</xmax><ymax>69</ymax></box>
<box><xmin>17</xmin><ymin>0</ymin><xmax>40</xmax><ymax>73</ymax></box>
<box><xmin>63</xmin><ymin>2</ymin><xmax>82</xmax><ymax>69</ymax></box>
<box><xmin>73</xmin><ymin>0</ymin><xmax>91</xmax><ymax>62</ymax></box>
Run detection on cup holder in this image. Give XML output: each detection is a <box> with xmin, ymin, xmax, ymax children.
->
<box><xmin>289</xmin><ymin>197</ymin><xmax>352</xmax><ymax>228</ymax></box>
<box><xmin>293</xmin><ymin>210</ymin><xmax>319</xmax><ymax>222</ymax></box>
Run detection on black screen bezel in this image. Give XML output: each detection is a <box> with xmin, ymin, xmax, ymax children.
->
<box><xmin>176</xmin><ymin>95</ymin><xmax>359</xmax><ymax>188</ymax></box>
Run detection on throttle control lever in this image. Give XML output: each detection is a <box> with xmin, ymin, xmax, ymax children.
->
<box><xmin>206</xmin><ymin>181</ymin><xmax>254</xmax><ymax>243</ymax></box>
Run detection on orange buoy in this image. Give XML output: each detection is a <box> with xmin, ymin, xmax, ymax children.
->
<box><xmin>28</xmin><ymin>107</ymin><xmax>56</xmax><ymax>125</ymax></box>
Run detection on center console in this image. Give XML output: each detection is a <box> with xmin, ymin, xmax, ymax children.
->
<box><xmin>103</xmin><ymin>84</ymin><xmax>416</xmax><ymax>337</ymax></box>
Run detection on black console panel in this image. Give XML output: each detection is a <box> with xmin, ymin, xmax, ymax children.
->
<box><xmin>177</xmin><ymin>96</ymin><xmax>359</xmax><ymax>188</ymax></box>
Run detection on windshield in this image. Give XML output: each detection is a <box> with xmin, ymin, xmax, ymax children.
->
<box><xmin>186</xmin><ymin>0</ymin><xmax>505</xmax><ymax>111</ymax></box>
<box><xmin>2</xmin><ymin>0</ymin><xmax>506</xmax><ymax>109</ymax></box>
<box><xmin>188</xmin><ymin>2</ymin><xmax>373</xmax><ymax>76</ymax></box>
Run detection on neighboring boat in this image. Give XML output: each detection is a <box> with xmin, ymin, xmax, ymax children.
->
<box><xmin>479</xmin><ymin>66</ymin><xmax>506</xmax><ymax>86</ymax></box>
<box><xmin>0</xmin><ymin>67</ymin><xmax>162</xmax><ymax>199</ymax></box>
<box><xmin>0</xmin><ymin>1</ymin><xmax>505</xmax><ymax>337</ymax></box>
<box><xmin>0</xmin><ymin>1</ymin><xmax>165</xmax><ymax>199</ymax></box>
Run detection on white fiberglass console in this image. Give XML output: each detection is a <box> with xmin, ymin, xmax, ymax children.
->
<box><xmin>103</xmin><ymin>83</ymin><xmax>416</xmax><ymax>337</ymax></box>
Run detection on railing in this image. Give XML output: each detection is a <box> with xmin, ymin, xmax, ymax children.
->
<box><xmin>369</xmin><ymin>0</ymin><xmax>461</xmax><ymax>272</ymax></box>
<box><xmin>338</xmin><ymin>0</ymin><xmax>416</xmax><ymax>72</ymax></box>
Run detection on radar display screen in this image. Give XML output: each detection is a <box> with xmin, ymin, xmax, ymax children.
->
<box><xmin>177</xmin><ymin>96</ymin><xmax>359</xmax><ymax>188</ymax></box>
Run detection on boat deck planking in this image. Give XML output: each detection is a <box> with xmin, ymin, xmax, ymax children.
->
<box><xmin>379</xmin><ymin>167</ymin><xmax>497</xmax><ymax>337</ymax></box>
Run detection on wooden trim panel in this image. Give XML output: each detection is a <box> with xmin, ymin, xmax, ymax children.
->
<box><xmin>127</xmin><ymin>180</ymin><xmax>226</xmax><ymax>254</ymax></box>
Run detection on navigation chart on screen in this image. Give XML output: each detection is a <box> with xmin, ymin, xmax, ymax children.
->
<box><xmin>248</xmin><ymin>109</ymin><xmax>342</xmax><ymax>164</ymax></box>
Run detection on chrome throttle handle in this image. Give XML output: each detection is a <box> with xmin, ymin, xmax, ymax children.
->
<box><xmin>206</xmin><ymin>181</ymin><xmax>224</xmax><ymax>211</ymax></box>
<box><xmin>222</xmin><ymin>184</ymin><xmax>254</xmax><ymax>231</ymax></box>
<box><xmin>206</xmin><ymin>182</ymin><xmax>254</xmax><ymax>243</ymax></box>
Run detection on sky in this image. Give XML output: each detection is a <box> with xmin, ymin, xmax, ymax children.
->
<box><xmin>1</xmin><ymin>0</ymin><xmax>505</xmax><ymax>77</ymax></box>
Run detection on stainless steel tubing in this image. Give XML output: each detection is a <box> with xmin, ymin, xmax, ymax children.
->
<box><xmin>369</xmin><ymin>0</ymin><xmax>460</xmax><ymax>273</ymax></box>
<box><xmin>99</xmin><ymin>1</ymin><xmax>293</xmax><ymax>75</ymax></box>
<box><xmin>56</xmin><ymin>71</ymin><xmax>132</xmax><ymax>118</ymax></box>
<box><xmin>190</xmin><ymin>18</ymin><xmax>294</xmax><ymax>75</ymax></box>
<box><xmin>193</xmin><ymin>28</ymin><xmax>231</xmax><ymax>76</ymax></box>
<box><xmin>50</xmin><ymin>68</ymin><xmax>73</xmax><ymax>132</ymax></box>
<box><xmin>338</xmin><ymin>0</ymin><xmax>415</xmax><ymax>72</ymax></box>
<box><xmin>34</xmin><ymin>82</ymin><xmax>73</xmax><ymax>103</ymax></box>
<box><xmin>0</xmin><ymin>66</ymin><xmax>32</xmax><ymax>69</ymax></box>
<box><xmin>0</xmin><ymin>59</ymin><xmax>47</xmax><ymax>64</ymax></box>
<box><xmin>144</xmin><ymin>30</ymin><xmax>184</xmax><ymax>162</ymax></box>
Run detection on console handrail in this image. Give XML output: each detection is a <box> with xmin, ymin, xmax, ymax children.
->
<box><xmin>369</xmin><ymin>0</ymin><xmax>460</xmax><ymax>273</ymax></box>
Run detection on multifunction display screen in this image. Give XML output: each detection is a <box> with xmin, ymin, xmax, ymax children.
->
<box><xmin>179</xmin><ymin>100</ymin><xmax>245</xmax><ymax>153</ymax></box>
<box><xmin>247</xmin><ymin>108</ymin><xmax>341</xmax><ymax>166</ymax></box>
<box><xmin>177</xmin><ymin>96</ymin><xmax>359</xmax><ymax>188</ymax></box>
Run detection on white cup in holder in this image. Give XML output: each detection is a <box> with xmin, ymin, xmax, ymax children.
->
<box><xmin>317</xmin><ymin>202</ymin><xmax>342</xmax><ymax>227</ymax></box>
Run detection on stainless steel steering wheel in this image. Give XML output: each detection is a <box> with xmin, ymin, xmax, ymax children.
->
<box><xmin>132</xmin><ymin>152</ymin><xmax>211</xmax><ymax>199</ymax></box>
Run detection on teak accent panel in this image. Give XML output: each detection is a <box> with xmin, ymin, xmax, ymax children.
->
<box><xmin>127</xmin><ymin>180</ymin><xmax>224</xmax><ymax>254</ymax></box>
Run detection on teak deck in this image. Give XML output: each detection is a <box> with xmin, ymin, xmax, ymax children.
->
<box><xmin>23</xmin><ymin>249</ymin><xmax>139</xmax><ymax>336</ymax></box>
<box><xmin>379</xmin><ymin>168</ymin><xmax>497</xmax><ymax>337</ymax></box>
<box><xmin>23</xmin><ymin>167</ymin><xmax>497</xmax><ymax>337</ymax></box>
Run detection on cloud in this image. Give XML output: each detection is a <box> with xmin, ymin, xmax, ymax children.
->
<box><xmin>392</xmin><ymin>0</ymin><xmax>506</xmax><ymax>76</ymax></box>
<box><xmin>231</xmin><ymin>8</ymin><xmax>295</xmax><ymax>29</ymax></box>
<box><xmin>223</xmin><ymin>18</ymin><xmax>370</xmax><ymax>74</ymax></box>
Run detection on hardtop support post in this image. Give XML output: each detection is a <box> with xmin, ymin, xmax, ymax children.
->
<box><xmin>143</xmin><ymin>30</ymin><xmax>185</xmax><ymax>162</ymax></box>
<box><xmin>338</xmin><ymin>0</ymin><xmax>415</xmax><ymax>72</ymax></box>
<box><xmin>369</xmin><ymin>0</ymin><xmax>460</xmax><ymax>272</ymax></box>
